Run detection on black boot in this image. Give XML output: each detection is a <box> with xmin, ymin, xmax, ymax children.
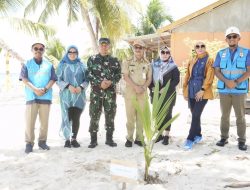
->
<box><xmin>105</xmin><ymin>132</ymin><xmax>117</xmax><ymax>147</ymax></box>
<box><xmin>162</xmin><ymin>136</ymin><xmax>169</xmax><ymax>145</ymax></box>
<box><xmin>88</xmin><ymin>132</ymin><xmax>98</xmax><ymax>148</ymax></box>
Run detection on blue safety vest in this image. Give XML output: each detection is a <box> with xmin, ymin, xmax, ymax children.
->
<box><xmin>217</xmin><ymin>47</ymin><xmax>249</xmax><ymax>94</ymax></box>
<box><xmin>25</xmin><ymin>59</ymin><xmax>53</xmax><ymax>101</ymax></box>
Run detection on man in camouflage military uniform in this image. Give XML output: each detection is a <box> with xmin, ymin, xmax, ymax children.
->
<box><xmin>123</xmin><ymin>40</ymin><xmax>152</xmax><ymax>147</ymax></box>
<box><xmin>87</xmin><ymin>38</ymin><xmax>121</xmax><ymax>148</ymax></box>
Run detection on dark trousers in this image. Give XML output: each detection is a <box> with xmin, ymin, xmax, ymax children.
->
<box><xmin>187</xmin><ymin>98</ymin><xmax>208</xmax><ymax>141</ymax></box>
<box><xmin>159</xmin><ymin>103</ymin><xmax>174</xmax><ymax>132</ymax></box>
<box><xmin>68</xmin><ymin>107</ymin><xmax>83</xmax><ymax>139</ymax></box>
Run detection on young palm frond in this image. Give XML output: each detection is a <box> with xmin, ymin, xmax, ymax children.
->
<box><xmin>133</xmin><ymin>81</ymin><xmax>179</xmax><ymax>181</ymax></box>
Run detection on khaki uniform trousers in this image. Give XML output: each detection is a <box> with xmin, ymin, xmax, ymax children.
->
<box><xmin>125</xmin><ymin>92</ymin><xmax>148</xmax><ymax>142</ymax></box>
<box><xmin>219</xmin><ymin>94</ymin><xmax>246</xmax><ymax>143</ymax></box>
<box><xmin>25</xmin><ymin>103</ymin><xmax>50</xmax><ymax>144</ymax></box>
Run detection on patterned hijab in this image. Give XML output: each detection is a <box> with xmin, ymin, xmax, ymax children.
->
<box><xmin>152</xmin><ymin>46</ymin><xmax>177</xmax><ymax>84</ymax></box>
<box><xmin>60</xmin><ymin>45</ymin><xmax>80</xmax><ymax>64</ymax></box>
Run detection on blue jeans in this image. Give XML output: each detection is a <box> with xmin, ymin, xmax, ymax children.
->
<box><xmin>187</xmin><ymin>98</ymin><xmax>208</xmax><ymax>141</ymax></box>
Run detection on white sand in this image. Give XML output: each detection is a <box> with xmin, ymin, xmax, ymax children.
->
<box><xmin>0</xmin><ymin>92</ymin><xmax>250</xmax><ymax>190</ymax></box>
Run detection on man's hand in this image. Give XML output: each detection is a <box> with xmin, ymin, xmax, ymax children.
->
<box><xmin>34</xmin><ymin>88</ymin><xmax>45</xmax><ymax>96</ymax></box>
<box><xmin>225</xmin><ymin>80</ymin><xmax>237</xmax><ymax>89</ymax></box>
<box><xmin>100</xmin><ymin>79</ymin><xmax>112</xmax><ymax>89</ymax></box>
<box><xmin>134</xmin><ymin>85</ymin><xmax>144</xmax><ymax>94</ymax></box>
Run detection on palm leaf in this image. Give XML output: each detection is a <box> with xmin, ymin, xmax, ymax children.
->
<box><xmin>132</xmin><ymin>80</ymin><xmax>179</xmax><ymax>181</ymax></box>
<box><xmin>0</xmin><ymin>0</ymin><xmax>23</xmax><ymax>16</ymax></box>
<box><xmin>6</xmin><ymin>17</ymin><xmax>56</xmax><ymax>39</ymax></box>
<box><xmin>66</xmin><ymin>0</ymin><xmax>80</xmax><ymax>25</ymax></box>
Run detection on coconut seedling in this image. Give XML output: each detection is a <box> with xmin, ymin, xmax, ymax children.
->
<box><xmin>133</xmin><ymin>81</ymin><xmax>179</xmax><ymax>182</ymax></box>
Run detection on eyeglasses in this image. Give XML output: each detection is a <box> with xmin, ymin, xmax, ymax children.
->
<box><xmin>33</xmin><ymin>47</ymin><xmax>44</xmax><ymax>51</ymax></box>
<box><xmin>161</xmin><ymin>50</ymin><xmax>170</xmax><ymax>55</ymax></box>
<box><xmin>227</xmin><ymin>34</ymin><xmax>238</xmax><ymax>39</ymax></box>
<box><xmin>134</xmin><ymin>46</ymin><xmax>143</xmax><ymax>50</ymax></box>
<box><xmin>195</xmin><ymin>44</ymin><xmax>206</xmax><ymax>49</ymax></box>
<box><xmin>68</xmin><ymin>51</ymin><xmax>77</xmax><ymax>54</ymax></box>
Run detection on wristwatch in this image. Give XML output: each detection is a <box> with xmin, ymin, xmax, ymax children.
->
<box><xmin>44</xmin><ymin>87</ymin><xmax>48</xmax><ymax>93</ymax></box>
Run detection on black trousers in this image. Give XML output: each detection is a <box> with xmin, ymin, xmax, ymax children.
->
<box><xmin>68</xmin><ymin>107</ymin><xmax>83</xmax><ymax>139</ymax></box>
<box><xmin>159</xmin><ymin>103</ymin><xmax>174</xmax><ymax>132</ymax></box>
<box><xmin>187</xmin><ymin>98</ymin><xmax>208</xmax><ymax>141</ymax></box>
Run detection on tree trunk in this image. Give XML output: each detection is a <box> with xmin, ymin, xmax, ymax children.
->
<box><xmin>80</xmin><ymin>5</ymin><xmax>98</xmax><ymax>53</ymax></box>
<box><xmin>95</xmin><ymin>18</ymin><xmax>99</xmax><ymax>40</ymax></box>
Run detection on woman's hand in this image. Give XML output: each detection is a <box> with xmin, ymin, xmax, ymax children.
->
<box><xmin>195</xmin><ymin>90</ymin><xmax>204</xmax><ymax>102</ymax></box>
<box><xmin>68</xmin><ymin>85</ymin><xmax>76</xmax><ymax>94</ymax></box>
<box><xmin>75</xmin><ymin>87</ymin><xmax>82</xmax><ymax>94</ymax></box>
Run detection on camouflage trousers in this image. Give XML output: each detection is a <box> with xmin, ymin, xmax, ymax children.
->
<box><xmin>89</xmin><ymin>90</ymin><xmax>117</xmax><ymax>133</ymax></box>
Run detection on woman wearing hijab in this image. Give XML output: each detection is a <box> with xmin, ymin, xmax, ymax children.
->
<box><xmin>56</xmin><ymin>45</ymin><xmax>89</xmax><ymax>148</ymax></box>
<box><xmin>149</xmin><ymin>46</ymin><xmax>180</xmax><ymax>145</ymax></box>
<box><xmin>183</xmin><ymin>41</ymin><xmax>214</xmax><ymax>150</ymax></box>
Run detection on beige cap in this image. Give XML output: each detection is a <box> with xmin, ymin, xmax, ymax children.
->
<box><xmin>225</xmin><ymin>26</ymin><xmax>241</xmax><ymax>37</ymax></box>
<box><xmin>132</xmin><ymin>40</ymin><xmax>146</xmax><ymax>47</ymax></box>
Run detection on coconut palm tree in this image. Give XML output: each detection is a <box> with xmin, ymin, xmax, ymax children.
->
<box><xmin>24</xmin><ymin>0</ymin><xmax>139</xmax><ymax>52</ymax></box>
<box><xmin>136</xmin><ymin>0</ymin><xmax>173</xmax><ymax>35</ymax></box>
<box><xmin>45</xmin><ymin>38</ymin><xmax>66</xmax><ymax>68</ymax></box>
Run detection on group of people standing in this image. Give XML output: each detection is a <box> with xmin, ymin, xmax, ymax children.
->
<box><xmin>20</xmin><ymin>26</ymin><xmax>249</xmax><ymax>154</ymax></box>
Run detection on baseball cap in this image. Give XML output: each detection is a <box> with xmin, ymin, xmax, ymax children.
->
<box><xmin>225</xmin><ymin>26</ymin><xmax>241</xmax><ymax>37</ymax></box>
<box><xmin>133</xmin><ymin>40</ymin><xmax>146</xmax><ymax>47</ymax></box>
<box><xmin>99</xmin><ymin>38</ymin><xmax>110</xmax><ymax>45</ymax></box>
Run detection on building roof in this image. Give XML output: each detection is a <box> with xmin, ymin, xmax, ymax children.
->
<box><xmin>123</xmin><ymin>32</ymin><xmax>171</xmax><ymax>51</ymax></box>
<box><xmin>157</xmin><ymin>0</ymin><xmax>232</xmax><ymax>33</ymax></box>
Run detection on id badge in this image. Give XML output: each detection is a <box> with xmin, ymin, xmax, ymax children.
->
<box><xmin>142</xmin><ymin>73</ymin><xmax>146</xmax><ymax>79</ymax></box>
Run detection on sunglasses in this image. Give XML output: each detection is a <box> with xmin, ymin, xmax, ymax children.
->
<box><xmin>134</xmin><ymin>46</ymin><xmax>143</xmax><ymax>50</ymax></box>
<box><xmin>227</xmin><ymin>34</ymin><xmax>238</xmax><ymax>39</ymax></box>
<box><xmin>33</xmin><ymin>47</ymin><xmax>44</xmax><ymax>51</ymax></box>
<box><xmin>68</xmin><ymin>51</ymin><xmax>77</xmax><ymax>54</ymax></box>
<box><xmin>195</xmin><ymin>44</ymin><xmax>206</xmax><ymax>49</ymax></box>
<box><xmin>161</xmin><ymin>50</ymin><xmax>170</xmax><ymax>55</ymax></box>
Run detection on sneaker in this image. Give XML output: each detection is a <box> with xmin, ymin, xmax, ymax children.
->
<box><xmin>184</xmin><ymin>140</ymin><xmax>194</xmax><ymax>150</ymax></box>
<box><xmin>238</xmin><ymin>142</ymin><xmax>247</xmax><ymax>151</ymax></box>
<box><xmin>38</xmin><ymin>141</ymin><xmax>50</xmax><ymax>150</ymax></box>
<box><xmin>25</xmin><ymin>143</ymin><xmax>33</xmax><ymax>154</ymax></box>
<box><xmin>125</xmin><ymin>140</ymin><xmax>132</xmax><ymax>147</ymax></box>
<box><xmin>64</xmin><ymin>140</ymin><xmax>71</xmax><ymax>148</ymax></box>
<box><xmin>216</xmin><ymin>139</ymin><xmax>228</xmax><ymax>147</ymax></box>
<box><xmin>194</xmin><ymin>136</ymin><xmax>202</xmax><ymax>144</ymax></box>
<box><xmin>134</xmin><ymin>140</ymin><xmax>143</xmax><ymax>147</ymax></box>
<box><xmin>71</xmin><ymin>139</ymin><xmax>80</xmax><ymax>148</ymax></box>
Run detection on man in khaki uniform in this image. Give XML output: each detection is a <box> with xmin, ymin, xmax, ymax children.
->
<box><xmin>123</xmin><ymin>40</ymin><xmax>152</xmax><ymax>147</ymax></box>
